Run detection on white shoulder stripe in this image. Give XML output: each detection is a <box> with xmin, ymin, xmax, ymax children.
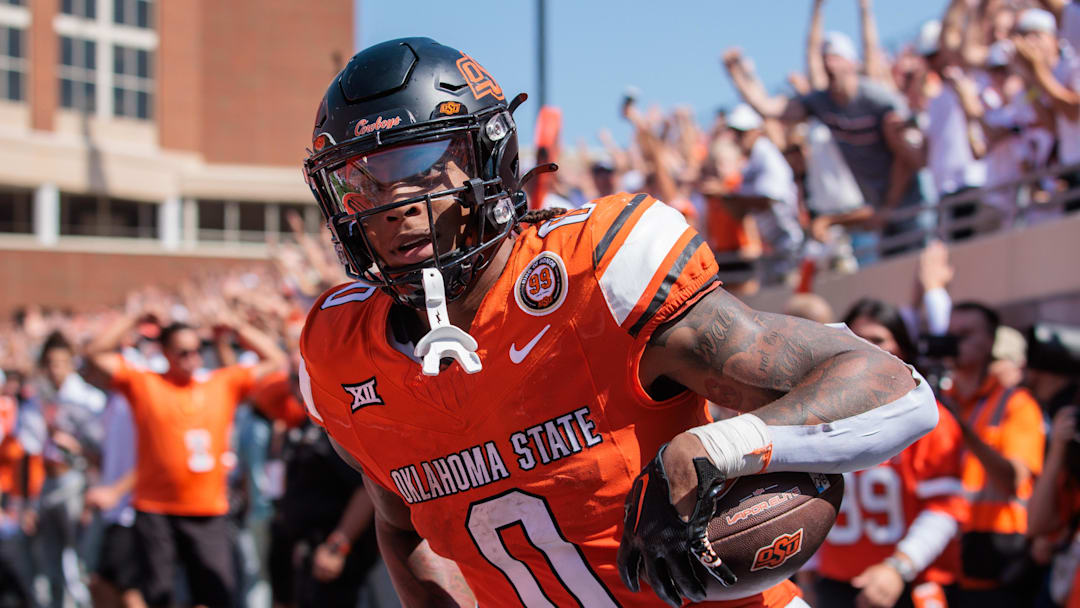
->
<box><xmin>321</xmin><ymin>281</ymin><xmax>378</xmax><ymax>309</ymax></box>
<box><xmin>598</xmin><ymin>201</ymin><xmax>689</xmax><ymax>325</ymax></box>
<box><xmin>297</xmin><ymin>358</ymin><xmax>323</xmax><ymax>423</ymax></box>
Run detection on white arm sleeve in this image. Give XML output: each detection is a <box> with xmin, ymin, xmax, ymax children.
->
<box><xmin>895</xmin><ymin>510</ymin><xmax>959</xmax><ymax>573</ymax></box>
<box><xmin>767</xmin><ymin>367</ymin><xmax>938</xmax><ymax>474</ymax></box>
<box><xmin>688</xmin><ymin>367</ymin><xmax>939</xmax><ymax>478</ymax></box>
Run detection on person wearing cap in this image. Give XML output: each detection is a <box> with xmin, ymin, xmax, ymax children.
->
<box><xmin>724</xmin><ymin>32</ymin><xmax>926</xmax><ymax>259</ymax></box>
<box><xmin>943</xmin><ymin>302</ymin><xmax>1046</xmax><ymax>607</ymax></box>
<box><xmin>718</xmin><ymin>104</ymin><xmax>803</xmax><ymax>284</ymax></box>
<box><xmin>1012</xmin><ymin>7</ymin><xmax>1080</xmax><ymax>211</ymax></box>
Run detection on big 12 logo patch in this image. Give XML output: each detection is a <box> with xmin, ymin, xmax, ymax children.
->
<box><xmin>749</xmin><ymin>528</ymin><xmax>803</xmax><ymax>571</ymax></box>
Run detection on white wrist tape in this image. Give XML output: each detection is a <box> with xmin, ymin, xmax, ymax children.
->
<box><xmin>686</xmin><ymin>414</ymin><xmax>773</xmax><ymax>479</ymax></box>
<box><xmin>895</xmin><ymin>510</ymin><xmax>959</xmax><ymax>573</ymax></box>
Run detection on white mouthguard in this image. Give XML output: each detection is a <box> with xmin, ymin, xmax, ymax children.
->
<box><xmin>413</xmin><ymin>268</ymin><xmax>482</xmax><ymax>375</ymax></box>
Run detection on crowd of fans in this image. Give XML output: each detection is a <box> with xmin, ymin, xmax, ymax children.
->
<box><xmin>0</xmin><ymin>216</ymin><xmax>398</xmax><ymax>608</ymax></box>
<box><xmin>536</xmin><ymin>0</ymin><xmax>1080</xmax><ymax>293</ymax></box>
<box><xmin>1</xmin><ymin>1</ymin><xmax>1080</xmax><ymax>608</ymax></box>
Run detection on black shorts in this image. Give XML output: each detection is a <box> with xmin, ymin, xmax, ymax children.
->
<box><xmin>133</xmin><ymin>511</ymin><xmax>235</xmax><ymax>608</ymax></box>
<box><xmin>95</xmin><ymin>523</ymin><xmax>143</xmax><ymax>592</ymax></box>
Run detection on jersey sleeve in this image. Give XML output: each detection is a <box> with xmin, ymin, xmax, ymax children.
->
<box><xmin>911</xmin><ymin>403</ymin><xmax>969</xmax><ymax>525</ymax></box>
<box><xmin>296</xmin><ymin>281</ymin><xmax>374</xmax><ymax>430</ymax></box>
<box><xmin>586</xmin><ymin>193</ymin><xmax>720</xmax><ymax>340</ymax></box>
<box><xmin>296</xmin><ymin>355</ymin><xmax>327</xmax><ymax>429</ymax></box>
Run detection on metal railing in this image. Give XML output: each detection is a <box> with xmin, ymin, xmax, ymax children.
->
<box><xmin>715</xmin><ymin>162</ymin><xmax>1080</xmax><ymax>286</ymax></box>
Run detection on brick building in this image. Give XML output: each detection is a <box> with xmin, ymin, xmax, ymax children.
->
<box><xmin>0</xmin><ymin>0</ymin><xmax>352</xmax><ymax>313</ymax></box>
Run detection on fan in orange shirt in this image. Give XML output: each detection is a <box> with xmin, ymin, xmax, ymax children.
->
<box><xmin>86</xmin><ymin>311</ymin><xmax>285</xmax><ymax>608</ymax></box>
<box><xmin>809</xmin><ymin>299</ymin><xmax>968</xmax><ymax>608</ymax></box>
<box><xmin>298</xmin><ymin>38</ymin><xmax>937</xmax><ymax>608</ymax></box>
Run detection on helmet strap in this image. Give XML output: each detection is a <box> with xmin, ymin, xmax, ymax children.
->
<box><xmin>413</xmin><ymin>268</ymin><xmax>482</xmax><ymax>375</ymax></box>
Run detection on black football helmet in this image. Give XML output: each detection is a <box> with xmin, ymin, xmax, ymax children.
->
<box><xmin>303</xmin><ymin>37</ymin><xmax>527</xmax><ymax>307</ymax></box>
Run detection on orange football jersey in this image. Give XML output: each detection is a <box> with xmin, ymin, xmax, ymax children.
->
<box><xmin>816</xmin><ymin>403</ymin><xmax>968</xmax><ymax>585</ymax></box>
<box><xmin>111</xmin><ymin>361</ymin><xmax>255</xmax><ymax>516</ymax></box>
<box><xmin>300</xmin><ymin>193</ymin><xmax>800</xmax><ymax>607</ymax></box>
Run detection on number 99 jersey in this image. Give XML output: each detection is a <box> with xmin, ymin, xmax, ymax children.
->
<box><xmin>815</xmin><ymin>402</ymin><xmax>968</xmax><ymax>585</ymax></box>
<box><xmin>299</xmin><ymin>193</ymin><xmax>801</xmax><ymax>607</ymax></box>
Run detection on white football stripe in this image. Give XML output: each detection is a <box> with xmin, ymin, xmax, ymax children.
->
<box><xmin>599</xmin><ymin>201</ymin><xmax>689</xmax><ymax>325</ymax></box>
<box><xmin>297</xmin><ymin>358</ymin><xmax>323</xmax><ymax>423</ymax></box>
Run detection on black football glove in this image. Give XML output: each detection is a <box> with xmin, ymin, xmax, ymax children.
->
<box><xmin>617</xmin><ymin>444</ymin><xmax>738</xmax><ymax>607</ymax></box>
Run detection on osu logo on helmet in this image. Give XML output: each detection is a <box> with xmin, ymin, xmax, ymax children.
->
<box><xmin>437</xmin><ymin>101</ymin><xmax>465</xmax><ymax>116</ymax></box>
<box><xmin>456</xmin><ymin>53</ymin><xmax>504</xmax><ymax>101</ymax></box>
<box><xmin>749</xmin><ymin>528</ymin><xmax>803</xmax><ymax>571</ymax></box>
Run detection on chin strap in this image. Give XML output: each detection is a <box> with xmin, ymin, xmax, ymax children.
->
<box><xmin>413</xmin><ymin>268</ymin><xmax>482</xmax><ymax>376</ymax></box>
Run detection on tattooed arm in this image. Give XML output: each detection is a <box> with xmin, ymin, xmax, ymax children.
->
<box><xmin>639</xmin><ymin>286</ymin><xmax>929</xmax><ymax>516</ymax></box>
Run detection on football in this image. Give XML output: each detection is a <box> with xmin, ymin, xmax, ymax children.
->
<box><xmin>702</xmin><ymin>471</ymin><xmax>844</xmax><ymax>600</ymax></box>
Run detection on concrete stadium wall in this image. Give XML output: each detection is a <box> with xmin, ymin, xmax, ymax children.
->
<box><xmin>742</xmin><ymin>213</ymin><xmax>1080</xmax><ymax>327</ymax></box>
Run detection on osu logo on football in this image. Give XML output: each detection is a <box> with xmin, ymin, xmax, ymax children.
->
<box><xmin>456</xmin><ymin>53</ymin><xmax>505</xmax><ymax>101</ymax></box>
<box><xmin>749</xmin><ymin>528</ymin><xmax>803</xmax><ymax>572</ymax></box>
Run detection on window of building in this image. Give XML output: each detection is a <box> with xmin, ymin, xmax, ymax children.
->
<box><xmin>0</xmin><ymin>187</ymin><xmax>32</xmax><ymax>233</ymax></box>
<box><xmin>60</xmin><ymin>193</ymin><xmax>158</xmax><ymax>238</ymax></box>
<box><xmin>113</xmin><ymin>0</ymin><xmax>152</xmax><ymax>29</ymax></box>
<box><xmin>58</xmin><ymin>36</ymin><xmax>96</xmax><ymax>112</ymax></box>
<box><xmin>112</xmin><ymin>44</ymin><xmax>151</xmax><ymax>119</ymax></box>
<box><xmin>197</xmin><ymin>199</ymin><xmax>226</xmax><ymax>241</ymax></box>
<box><xmin>60</xmin><ymin>0</ymin><xmax>96</xmax><ymax>19</ymax></box>
<box><xmin>108</xmin><ymin>198</ymin><xmax>157</xmax><ymax>238</ymax></box>
<box><xmin>0</xmin><ymin>26</ymin><xmax>24</xmax><ymax>101</ymax></box>
<box><xmin>237</xmin><ymin>202</ymin><xmax>266</xmax><ymax>242</ymax></box>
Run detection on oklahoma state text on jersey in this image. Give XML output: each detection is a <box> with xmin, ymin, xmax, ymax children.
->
<box><xmin>816</xmin><ymin>403</ymin><xmax>968</xmax><ymax>585</ymax></box>
<box><xmin>300</xmin><ymin>193</ymin><xmax>800</xmax><ymax>607</ymax></box>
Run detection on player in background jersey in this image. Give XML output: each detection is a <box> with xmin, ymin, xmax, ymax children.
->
<box><xmin>808</xmin><ymin>299</ymin><xmax>967</xmax><ymax>608</ymax></box>
<box><xmin>85</xmin><ymin>306</ymin><xmax>286</xmax><ymax>608</ymax></box>
<box><xmin>299</xmin><ymin>38</ymin><xmax>938</xmax><ymax>608</ymax></box>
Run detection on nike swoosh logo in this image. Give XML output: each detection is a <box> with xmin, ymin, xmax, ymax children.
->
<box><xmin>509</xmin><ymin>324</ymin><xmax>551</xmax><ymax>364</ymax></box>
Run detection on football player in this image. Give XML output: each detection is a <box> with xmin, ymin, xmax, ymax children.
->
<box><xmin>299</xmin><ymin>38</ymin><xmax>938</xmax><ymax>608</ymax></box>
